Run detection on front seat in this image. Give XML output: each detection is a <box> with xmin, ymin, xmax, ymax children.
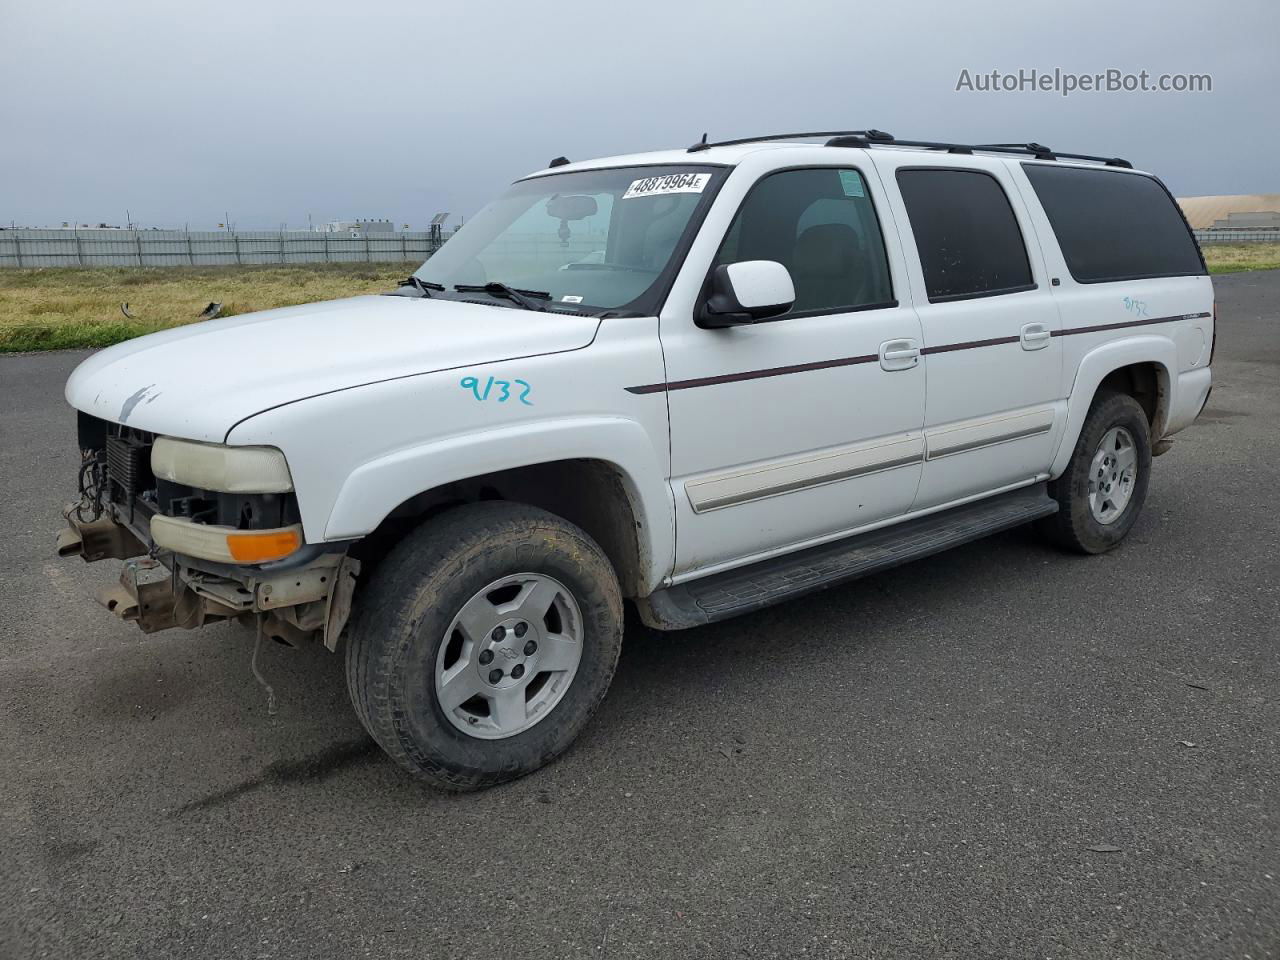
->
<box><xmin>791</xmin><ymin>223</ymin><xmax>865</xmax><ymax>313</ymax></box>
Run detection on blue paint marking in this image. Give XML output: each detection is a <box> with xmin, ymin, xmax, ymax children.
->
<box><xmin>1122</xmin><ymin>296</ymin><xmax>1149</xmax><ymax>318</ymax></box>
<box><xmin>461</xmin><ymin>375</ymin><xmax>533</xmax><ymax>406</ymax></box>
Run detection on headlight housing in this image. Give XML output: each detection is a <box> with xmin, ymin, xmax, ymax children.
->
<box><xmin>151</xmin><ymin>438</ymin><xmax>293</xmax><ymax>493</ymax></box>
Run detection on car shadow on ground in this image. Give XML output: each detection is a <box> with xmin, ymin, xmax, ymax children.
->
<box><xmin>81</xmin><ymin>522</ymin><xmax>1064</xmax><ymax>812</ymax></box>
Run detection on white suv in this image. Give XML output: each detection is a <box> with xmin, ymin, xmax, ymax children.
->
<box><xmin>58</xmin><ymin>130</ymin><xmax>1214</xmax><ymax>789</ymax></box>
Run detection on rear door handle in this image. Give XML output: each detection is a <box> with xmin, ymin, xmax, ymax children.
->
<box><xmin>1021</xmin><ymin>322</ymin><xmax>1052</xmax><ymax>351</ymax></box>
<box><xmin>880</xmin><ymin>338</ymin><xmax>920</xmax><ymax>371</ymax></box>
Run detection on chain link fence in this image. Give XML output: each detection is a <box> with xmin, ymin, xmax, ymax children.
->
<box><xmin>3</xmin><ymin>225</ymin><xmax>1273</xmax><ymax>269</ymax></box>
<box><xmin>0</xmin><ymin>229</ymin><xmax>452</xmax><ymax>268</ymax></box>
<box><xmin>1193</xmin><ymin>229</ymin><xmax>1280</xmax><ymax>245</ymax></box>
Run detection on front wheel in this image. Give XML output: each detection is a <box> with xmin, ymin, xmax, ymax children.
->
<box><xmin>1038</xmin><ymin>390</ymin><xmax>1152</xmax><ymax>554</ymax></box>
<box><xmin>345</xmin><ymin>502</ymin><xmax>623</xmax><ymax>791</ymax></box>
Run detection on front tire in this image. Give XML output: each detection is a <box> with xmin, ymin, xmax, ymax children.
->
<box><xmin>1039</xmin><ymin>391</ymin><xmax>1152</xmax><ymax>554</ymax></box>
<box><xmin>345</xmin><ymin>502</ymin><xmax>623</xmax><ymax>791</ymax></box>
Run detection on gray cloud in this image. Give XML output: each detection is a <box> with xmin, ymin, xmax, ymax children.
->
<box><xmin>2</xmin><ymin>0</ymin><xmax>1275</xmax><ymax>229</ymax></box>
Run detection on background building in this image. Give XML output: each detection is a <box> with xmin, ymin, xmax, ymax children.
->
<box><xmin>1178</xmin><ymin>195</ymin><xmax>1280</xmax><ymax>231</ymax></box>
<box><xmin>320</xmin><ymin>219</ymin><xmax>397</xmax><ymax>234</ymax></box>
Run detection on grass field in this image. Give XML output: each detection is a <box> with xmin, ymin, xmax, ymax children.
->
<box><xmin>1</xmin><ymin>245</ymin><xmax>1278</xmax><ymax>352</ymax></box>
<box><xmin>0</xmin><ymin>262</ymin><xmax>414</xmax><ymax>352</ymax></box>
<box><xmin>1198</xmin><ymin>242</ymin><xmax>1280</xmax><ymax>274</ymax></box>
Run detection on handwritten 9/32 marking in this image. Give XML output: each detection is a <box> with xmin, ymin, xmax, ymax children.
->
<box><xmin>1122</xmin><ymin>296</ymin><xmax>1150</xmax><ymax>318</ymax></box>
<box><xmin>461</xmin><ymin>375</ymin><xmax>533</xmax><ymax>406</ymax></box>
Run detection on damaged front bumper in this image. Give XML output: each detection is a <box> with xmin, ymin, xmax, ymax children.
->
<box><xmin>56</xmin><ymin>512</ymin><xmax>359</xmax><ymax>649</ymax></box>
<box><xmin>56</xmin><ymin>515</ymin><xmax>148</xmax><ymax>564</ymax></box>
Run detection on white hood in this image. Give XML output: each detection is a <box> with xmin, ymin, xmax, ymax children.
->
<box><xmin>65</xmin><ymin>295</ymin><xmax>601</xmax><ymax>442</ymax></box>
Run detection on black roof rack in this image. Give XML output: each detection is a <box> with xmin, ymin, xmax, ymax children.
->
<box><xmin>969</xmin><ymin>142</ymin><xmax>1132</xmax><ymax>168</ymax></box>
<box><xmin>689</xmin><ymin>130</ymin><xmax>892</xmax><ymax>151</ymax></box>
<box><xmin>686</xmin><ymin>130</ymin><xmax>1131</xmax><ymax>168</ymax></box>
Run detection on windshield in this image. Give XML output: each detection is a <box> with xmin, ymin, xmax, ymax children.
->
<box><xmin>414</xmin><ymin>165</ymin><xmax>725</xmax><ymax>314</ymax></box>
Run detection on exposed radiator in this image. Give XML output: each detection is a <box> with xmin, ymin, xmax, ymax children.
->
<box><xmin>106</xmin><ymin>434</ymin><xmax>152</xmax><ymax>502</ymax></box>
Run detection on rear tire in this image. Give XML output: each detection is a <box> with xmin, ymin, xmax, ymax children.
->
<box><xmin>345</xmin><ymin>501</ymin><xmax>623</xmax><ymax>791</ymax></box>
<box><xmin>1038</xmin><ymin>391</ymin><xmax>1152</xmax><ymax>554</ymax></box>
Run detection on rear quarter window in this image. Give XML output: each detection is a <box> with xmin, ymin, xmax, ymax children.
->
<box><xmin>1021</xmin><ymin>164</ymin><xmax>1206</xmax><ymax>283</ymax></box>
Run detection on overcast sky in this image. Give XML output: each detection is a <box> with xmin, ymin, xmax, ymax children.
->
<box><xmin>2</xmin><ymin>0</ymin><xmax>1276</xmax><ymax>230</ymax></box>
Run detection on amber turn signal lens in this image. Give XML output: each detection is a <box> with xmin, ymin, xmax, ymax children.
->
<box><xmin>226</xmin><ymin>528</ymin><xmax>302</xmax><ymax>564</ymax></box>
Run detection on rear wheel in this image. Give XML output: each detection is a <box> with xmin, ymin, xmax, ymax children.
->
<box><xmin>1039</xmin><ymin>391</ymin><xmax>1152</xmax><ymax>554</ymax></box>
<box><xmin>345</xmin><ymin>502</ymin><xmax>623</xmax><ymax>791</ymax></box>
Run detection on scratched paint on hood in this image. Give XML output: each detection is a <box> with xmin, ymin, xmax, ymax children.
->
<box><xmin>119</xmin><ymin>383</ymin><xmax>156</xmax><ymax>423</ymax></box>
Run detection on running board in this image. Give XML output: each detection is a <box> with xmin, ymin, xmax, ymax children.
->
<box><xmin>639</xmin><ymin>483</ymin><xmax>1058</xmax><ymax>630</ymax></box>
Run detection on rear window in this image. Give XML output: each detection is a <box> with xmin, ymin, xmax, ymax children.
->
<box><xmin>1021</xmin><ymin>164</ymin><xmax>1205</xmax><ymax>283</ymax></box>
<box><xmin>896</xmin><ymin>169</ymin><xmax>1035</xmax><ymax>302</ymax></box>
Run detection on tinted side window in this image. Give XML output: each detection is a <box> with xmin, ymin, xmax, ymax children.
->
<box><xmin>715</xmin><ymin>168</ymin><xmax>893</xmax><ymax>315</ymax></box>
<box><xmin>896</xmin><ymin>169</ymin><xmax>1034</xmax><ymax>302</ymax></box>
<box><xmin>1021</xmin><ymin>164</ymin><xmax>1205</xmax><ymax>282</ymax></box>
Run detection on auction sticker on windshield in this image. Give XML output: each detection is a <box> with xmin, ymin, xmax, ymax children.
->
<box><xmin>622</xmin><ymin>173</ymin><xmax>710</xmax><ymax>199</ymax></box>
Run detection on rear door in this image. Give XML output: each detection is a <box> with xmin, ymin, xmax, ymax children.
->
<box><xmin>870</xmin><ymin>153</ymin><xmax>1066</xmax><ymax>509</ymax></box>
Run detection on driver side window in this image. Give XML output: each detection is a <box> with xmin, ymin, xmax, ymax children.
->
<box><xmin>715</xmin><ymin>168</ymin><xmax>893</xmax><ymax>315</ymax></box>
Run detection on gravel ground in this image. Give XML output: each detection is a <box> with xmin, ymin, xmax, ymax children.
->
<box><xmin>1</xmin><ymin>271</ymin><xmax>1276</xmax><ymax>959</ymax></box>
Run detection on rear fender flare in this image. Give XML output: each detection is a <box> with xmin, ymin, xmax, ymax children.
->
<box><xmin>1050</xmin><ymin>336</ymin><xmax>1176</xmax><ymax>478</ymax></box>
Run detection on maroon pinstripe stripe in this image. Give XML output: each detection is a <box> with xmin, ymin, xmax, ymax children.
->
<box><xmin>1053</xmin><ymin>311</ymin><xmax>1208</xmax><ymax>337</ymax></box>
<box><xmin>625</xmin><ymin>352</ymin><xmax>878</xmax><ymax>394</ymax></box>
<box><xmin>921</xmin><ymin>335</ymin><xmax>1019</xmax><ymax>355</ymax></box>
<box><xmin>625</xmin><ymin>312</ymin><xmax>1209</xmax><ymax>395</ymax></box>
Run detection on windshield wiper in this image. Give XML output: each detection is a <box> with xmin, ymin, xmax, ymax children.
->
<box><xmin>454</xmin><ymin>282</ymin><xmax>551</xmax><ymax>312</ymax></box>
<box><xmin>398</xmin><ymin>277</ymin><xmax>446</xmax><ymax>297</ymax></box>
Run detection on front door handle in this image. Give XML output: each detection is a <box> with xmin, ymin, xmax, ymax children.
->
<box><xmin>1021</xmin><ymin>322</ymin><xmax>1052</xmax><ymax>351</ymax></box>
<box><xmin>880</xmin><ymin>338</ymin><xmax>920</xmax><ymax>371</ymax></box>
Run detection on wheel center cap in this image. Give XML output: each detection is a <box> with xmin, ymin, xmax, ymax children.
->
<box><xmin>479</xmin><ymin>618</ymin><xmax>540</xmax><ymax>687</ymax></box>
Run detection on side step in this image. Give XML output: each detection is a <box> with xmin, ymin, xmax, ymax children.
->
<box><xmin>641</xmin><ymin>483</ymin><xmax>1058</xmax><ymax>630</ymax></box>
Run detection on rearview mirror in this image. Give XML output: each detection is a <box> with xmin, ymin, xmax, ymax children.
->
<box><xmin>546</xmin><ymin>195</ymin><xmax>598</xmax><ymax>222</ymax></box>
<box><xmin>697</xmin><ymin>260</ymin><xmax>796</xmax><ymax>329</ymax></box>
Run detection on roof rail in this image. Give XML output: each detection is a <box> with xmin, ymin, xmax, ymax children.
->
<box><xmin>686</xmin><ymin>130</ymin><xmax>1132</xmax><ymax>168</ymax></box>
<box><xmin>977</xmin><ymin>142</ymin><xmax>1057</xmax><ymax>160</ymax></box>
<box><xmin>971</xmin><ymin>142</ymin><xmax>1132</xmax><ymax>167</ymax></box>
<box><xmin>688</xmin><ymin>130</ymin><xmax>892</xmax><ymax>152</ymax></box>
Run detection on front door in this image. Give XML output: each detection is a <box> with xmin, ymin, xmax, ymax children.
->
<box><xmin>656</xmin><ymin>163</ymin><xmax>927</xmax><ymax>579</ymax></box>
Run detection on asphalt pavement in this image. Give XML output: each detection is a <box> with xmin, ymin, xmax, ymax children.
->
<box><xmin>1</xmin><ymin>271</ymin><xmax>1277</xmax><ymax>959</ymax></box>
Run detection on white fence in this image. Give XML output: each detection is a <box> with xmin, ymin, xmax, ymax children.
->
<box><xmin>0</xmin><ymin>229</ymin><xmax>451</xmax><ymax>268</ymax></box>
<box><xmin>5</xmin><ymin>225</ymin><xmax>1271</xmax><ymax>269</ymax></box>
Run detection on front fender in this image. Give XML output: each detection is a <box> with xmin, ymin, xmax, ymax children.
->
<box><xmin>1049</xmin><ymin>335</ymin><xmax>1175</xmax><ymax>478</ymax></box>
<box><xmin>323</xmin><ymin>415</ymin><xmax>674</xmax><ymax>592</ymax></box>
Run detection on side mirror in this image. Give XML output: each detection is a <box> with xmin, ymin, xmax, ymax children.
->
<box><xmin>697</xmin><ymin>260</ymin><xmax>796</xmax><ymax>329</ymax></box>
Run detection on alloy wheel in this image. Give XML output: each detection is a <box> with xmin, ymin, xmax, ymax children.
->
<box><xmin>434</xmin><ymin>573</ymin><xmax>584</xmax><ymax>739</ymax></box>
